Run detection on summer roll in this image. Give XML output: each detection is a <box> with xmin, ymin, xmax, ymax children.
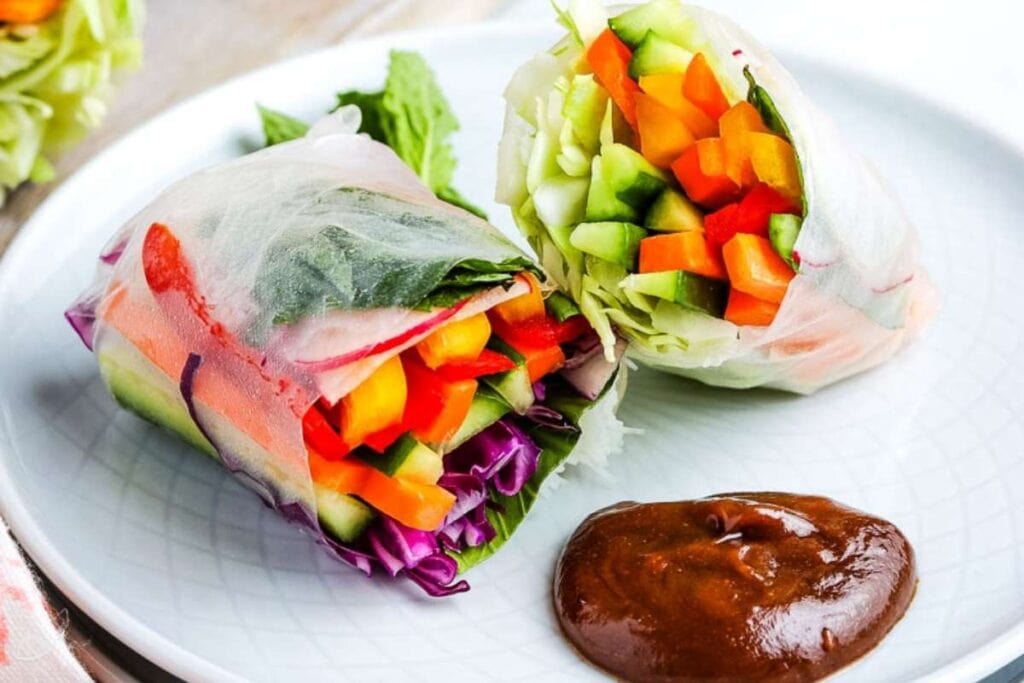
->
<box><xmin>497</xmin><ymin>0</ymin><xmax>935</xmax><ymax>393</ymax></box>
<box><xmin>65</xmin><ymin>111</ymin><xmax>624</xmax><ymax>596</ymax></box>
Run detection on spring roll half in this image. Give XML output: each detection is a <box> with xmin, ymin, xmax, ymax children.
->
<box><xmin>65</xmin><ymin>111</ymin><xmax>625</xmax><ymax>596</ymax></box>
<box><xmin>497</xmin><ymin>0</ymin><xmax>936</xmax><ymax>393</ymax></box>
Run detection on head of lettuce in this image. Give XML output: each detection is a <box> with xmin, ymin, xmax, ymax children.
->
<box><xmin>0</xmin><ymin>0</ymin><xmax>142</xmax><ymax>203</ymax></box>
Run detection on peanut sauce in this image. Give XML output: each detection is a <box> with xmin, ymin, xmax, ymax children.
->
<box><xmin>554</xmin><ymin>493</ymin><xmax>916</xmax><ymax>682</ymax></box>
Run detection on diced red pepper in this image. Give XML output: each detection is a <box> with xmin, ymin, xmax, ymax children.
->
<box><xmin>553</xmin><ymin>315</ymin><xmax>592</xmax><ymax>345</ymax></box>
<box><xmin>704</xmin><ymin>183</ymin><xmax>802</xmax><ymax>247</ymax></box>
<box><xmin>363</xmin><ymin>423</ymin><xmax>407</xmax><ymax>454</ymax></box>
<box><xmin>587</xmin><ymin>29</ymin><xmax>641</xmax><ymax>126</ymax></box>
<box><xmin>401</xmin><ymin>353</ymin><xmax>478</xmax><ymax>445</ymax></box>
<box><xmin>489</xmin><ymin>312</ymin><xmax>559</xmax><ymax>350</ymax></box>
<box><xmin>302</xmin><ymin>406</ymin><xmax>351</xmax><ymax>460</ymax></box>
<box><xmin>436</xmin><ymin>349</ymin><xmax>517</xmax><ymax>382</ymax></box>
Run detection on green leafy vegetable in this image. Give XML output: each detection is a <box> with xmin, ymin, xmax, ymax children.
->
<box><xmin>0</xmin><ymin>0</ymin><xmax>142</xmax><ymax>199</ymax></box>
<box><xmin>743</xmin><ymin>66</ymin><xmax>792</xmax><ymax>140</ymax></box>
<box><xmin>250</xmin><ymin>188</ymin><xmax>537</xmax><ymax>330</ymax></box>
<box><xmin>257</xmin><ymin>50</ymin><xmax>486</xmax><ymax>218</ymax></box>
<box><xmin>257</xmin><ymin>104</ymin><xmax>309</xmax><ymax>146</ymax></box>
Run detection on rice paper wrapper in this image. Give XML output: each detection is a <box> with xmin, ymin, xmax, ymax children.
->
<box><xmin>497</xmin><ymin>2</ymin><xmax>937</xmax><ymax>394</ymax></box>
<box><xmin>70</xmin><ymin>110</ymin><xmax>536</xmax><ymax>562</ymax></box>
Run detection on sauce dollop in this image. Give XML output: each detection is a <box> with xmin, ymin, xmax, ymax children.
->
<box><xmin>554</xmin><ymin>493</ymin><xmax>916</xmax><ymax>682</ymax></box>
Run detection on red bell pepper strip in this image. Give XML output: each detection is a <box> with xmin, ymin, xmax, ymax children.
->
<box><xmin>302</xmin><ymin>406</ymin><xmax>351</xmax><ymax>460</ymax></box>
<box><xmin>587</xmin><ymin>29</ymin><xmax>641</xmax><ymax>127</ymax></box>
<box><xmin>435</xmin><ymin>349</ymin><xmax>516</xmax><ymax>382</ymax></box>
<box><xmin>363</xmin><ymin>423</ymin><xmax>407</xmax><ymax>454</ymax></box>
<box><xmin>553</xmin><ymin>315</ymin><xmax>592</xmax><ymax>345</ymax></box>
<box><xmin>705</xmin><ymin>183</ymin><xmax>802</xmax><ymax>247</ymax></box>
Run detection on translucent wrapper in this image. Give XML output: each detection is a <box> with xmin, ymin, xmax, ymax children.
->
<box><xmin>67</xmin><ymin>110</ymin><xmax>625</xmax><ymax>594</ymax></box>
<box><xmin>497</xmin><ymin>1</ymin><xmax>936</xmax><ymax>393</ymax></box>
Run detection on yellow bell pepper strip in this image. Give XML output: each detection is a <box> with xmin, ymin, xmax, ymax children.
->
<box><xmin>671</xmin><ymin>139</ymin><xmax>741</xmax><ymax>209</ymax></box>
<box><xmin>720</xmin><ymin>102</ymin><xmax>774</xmax><ymax>187</ymax></box>
<box><xmin>635</xmin><ymin>93</ymin><xmax>695</xmax><ymax>169</ymax></box>
<box><xmin>637</xmin><ymin>73</ymin><xmax>718</xmax><ymax>139</ymax></box>
<box><xmin>638</xmin><ymin>231</ymin><xmax>728</xmax><ymax>280</ymax></box>
<box><xmin>722</xmin><ymin>233</ymin><xmax>795</xmax><ymax>304</ymax></box>
<box><xmin>747</xmin><ymin>132</ymin><xmax>802</xmax><ymax>201</ymax></box>
<box><xmin>719</xmin><ymin>101</ymin><xmax>770</xmax><ymax>138</ymax></box>
<box><xmin>724</xmin><ymin>289</ymin><xmax>781</xmax><ymax>327</ymax></box>
<box><xmin>587</xmin><ymin>28</ymin><xmax>642</xmax><ymax>127</ymax></box>
<box><xmin>416</xmin><ymin>312</ymin><xmax>491</xmax><ymax>369</ymax></box>
<box><xmin>0</xmin><ymin>0</ymin><xmax>61</xmax><ymax>23</ymax></box>
<box><xmin>491</xmin><ymin>273</ymin><xmax>544</xmax><ymax>324</ymax></box>
<box><xmin>683</xmin><ymin>53</ymin><xmax>730</xmax><ymax>121</ymax></box>
<box><xmin>339</xmin><ymin>355</ymin><xmax>407</xmax><ymax>448</ymax></box>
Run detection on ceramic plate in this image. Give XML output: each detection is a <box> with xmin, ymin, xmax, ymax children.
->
<box><xmin>0</xmin><ymin>24</ymin><xmax>1022</xmax><ymax>683</ymax></box>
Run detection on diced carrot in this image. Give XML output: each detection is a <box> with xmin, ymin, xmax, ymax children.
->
<box><xmin>0</xmin><ymin>0</ymin><xmax>61</xmax><ymax>23</ymax></box>
<box><xmin>638</xmin><ymin>232</ymin><xmax>727</xmax><ymax>280</ymax></box>
<box><xmin>308</xmin><ymin>448</ymin><xmax>372</xmax><ymax>493</ymax></box>
<box><xmin>308</xmin><ymin>446</ymin><xmax>454</xmax><ymax>531</ymax></box>
<box><xmin>340</xmin><ymin>356</ymin><xmax>407</xmax><ymax>448</ymax></box>
<box><xmin>683</xmin><ymin>53</ymin><xmax>730</xmax><ymax>121</ymax></box>
<box><xmin>670</xmin><ymin>139</ymin><xmax>741</xmax><ymax>209</ymax></box>
<box><xmin>522</xmin><ymin>345</ymin><xmax>565</xmax><ymax>383</ymax></box>
<box><xmin>412</xmin><ymin>377</ymin><xmax>478</xmax><ymax>445</ymax></box>
<box><xmin>359</xmin><ymin>469</ymin><xmax>455</xmax><ymax>531</ymax></box>
<box><xmin>587</xmin><ymin>29</ymin><xmax>641</xmax><ymax>126</ymax></box>
<box><xmin>722</xmin><ymin>233</ymin><xmax>795</xmax><ymax>304</ymax></box>
<box><xmin>638</xmin><ymin>73</ymin><xmax>717</xmax><ymax>139</ymax></box>
<box><xmin>635</xmin><ymin>93</ymin><xmax>695</xmax><ymax>168</ymax></box>
<box><xmin>416</xmin><ymin>312</ymin><xmax>491</xmax><ymax>369</ymax></box>
<box><xmin>724</xmin><ymin>289</ymin><xmax>780</xmax><ymax>327</ymax></box>
<box><xmin>747</xmin><ymin>132</ymin><xmax>802</xmax><ymax>201</ymax></box>
<box><xmin>492</xmin><ymin>273</ymin><xmax>544</xmax><ymax>324</ymax></box>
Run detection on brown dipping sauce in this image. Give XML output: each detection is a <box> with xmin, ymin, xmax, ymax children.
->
<box><xmin>554</xmin><ymin>493</ymin><xmax>916</xmax><ymax>683</ymax></box>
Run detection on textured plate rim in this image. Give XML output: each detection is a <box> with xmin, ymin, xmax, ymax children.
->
<box><xmin>0</xmin><ymin>20</ymin><xmax>1021</xmax><ymax>682</ymax></box>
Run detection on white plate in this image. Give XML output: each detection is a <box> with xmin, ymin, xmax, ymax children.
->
<box><xmin>0</xmin><ymin>23</ymin><xmax>1022</xmax><ymax>683</ymax></box>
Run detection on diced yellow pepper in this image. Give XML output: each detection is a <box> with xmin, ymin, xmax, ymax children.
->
<box><xmin>491</xmin><ymin>273</ymin><xmax>545</xmax><ymax>324</ymax></box>
<box><xmin>340</xmin><ymin>355</ymin><xmax>407</xmax><ymax>446</ymax></box>
<box><xmin>747</xmin><ymin>132</ymin><xmax>802</xmax><ymax>201</ymax></box>
<box><xmin>416</xmin><ymin>312</ymin><xmax>491</xmax><ymax>369</ymax></box>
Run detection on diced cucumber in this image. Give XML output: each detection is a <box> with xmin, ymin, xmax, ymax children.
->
<box><xmin>355</xmin><ymin>434</ymin><xmax>443</xmax><ymax>484</ymax></box>
<box><xmin>645</xmin><ymin>187</ymin><xmax>704</xmax><ymax>233</ymax></box>
<box><xmin>534</xmin><ymin>175</ymin><xmax>589</xmax><ymax>230</ymax></box>
<box><xmin>571</xmin><ymin>222</ymin><xmax>647</xmax><ymax>270</ymax></box>
<box><xmin>445</xmin><ymin>386</ymin><xmax>512</xmax><ymax>451</ymax></box>
<box><xmin>620</xmin><ymin>270</ymin><xmax>728</xmax><ymax>317</ymax></box>
<box><xmin>609</xmin><ymin>0</ymin><xmax>692</xmax><ymax>48</ymax></box>
<box><xmin>585</xmin><ymin>154</ymin><xmax>637</xmax><ymax>222</ymax></box>
<box><xmin>649</xmin><ymin>299</ymin><xmax>739</xmax><ymax>350</ymax></box>
<box><xmin>315</xmin><ymin>486</ymin><xmax>375</xmax><ymax>543</ymax></box>
<box><xmin>628</xmin><ymin>31</ymin><xmax>694</xmax><ymax>79</ymax></box>
<box><xmin>769</xmin><ymin>213</ymin><xmax>801</xmax><ymax>270</ymax></box>
<box><xmin>585</xmin><ymin>143</ymin><xmax>668</xmax><ymax>222</ymax></box>
<box><xmin>562</xmin><ymin>74</ymin><xmax>608</xmax><ymax>154</ymax></box>
<box><xmin>482</xmin><ymin>339</ymin><xmax>535</xmax><ymax>414</ymax></box>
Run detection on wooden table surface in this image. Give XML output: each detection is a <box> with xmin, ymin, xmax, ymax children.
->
<box><xmin>0</xmin><ymin>0</ymin><xmax>505</xmax><ymax>256</ymax></box>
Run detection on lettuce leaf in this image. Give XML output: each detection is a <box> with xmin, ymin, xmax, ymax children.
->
<box><xmin>0</xmin><ymin>0</ymin><xmax>142</xmax><ymax>200</ymax></box>
<box><xmin>257</xmin><ymin>50</ymin><xmax>486</xmax><ymax>218</ymax></box>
